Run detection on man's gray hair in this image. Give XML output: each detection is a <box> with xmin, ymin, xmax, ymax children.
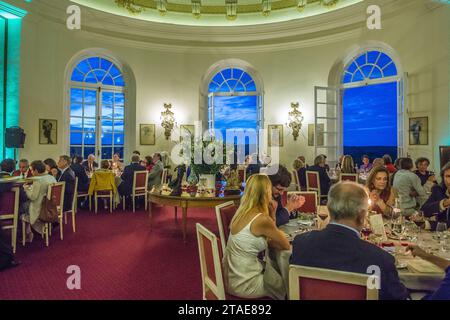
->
<box><xmin>327</xmin><ymin>182</ymin><xmax>368</xmax><ymax>221</ymax></box>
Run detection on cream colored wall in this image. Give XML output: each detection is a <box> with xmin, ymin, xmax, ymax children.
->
<box><xmin>17</xmin><ymin>1</ymin><xmax>449</xmax><ymax>172</ymax></box>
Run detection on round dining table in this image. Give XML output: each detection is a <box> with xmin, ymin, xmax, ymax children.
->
<box><xmin>148</xmin><ymin>192</ymin><xmax>241</xmax><ymax>243</ymax></box>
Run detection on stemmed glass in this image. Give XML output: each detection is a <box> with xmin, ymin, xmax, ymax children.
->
<box><xmin>436</xmin><ymin>222</ymin><xmax>448</xmax><ymax>239</ymax></box>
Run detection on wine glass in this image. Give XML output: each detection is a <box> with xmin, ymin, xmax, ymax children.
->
<box><xmin>436</xmin><ymin>222</ymin><xmax>448</xmax><ymax>239</ymax></box>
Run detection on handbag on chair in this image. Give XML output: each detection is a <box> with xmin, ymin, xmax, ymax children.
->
<box><xmin>39</xmin><ymin>196</ymin><xmax>59</xmax><ymax>223</ymax></box>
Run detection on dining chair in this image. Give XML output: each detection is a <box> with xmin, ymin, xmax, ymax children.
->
<box><xmin>64</xmin><ymin>177</ymin><xmax>78</xmax><ymax>233</ymax></box>
<box><xmin>288</xmin><ymin>265</ymin><xmax>379</xmax><ymax>300</ymax></box>
<box><xmin>123</xmin><ymin>170</ymin><xmax>149</xmax><ymax>212</ymax></box>
<box><xmin>0</xmin><ymin>187</ymin><xmax>20</xmax><ymax>253</ymax></box>
<box><xmin>306</xmin><ymin>171</ymin><xmax>326</xmax><ymax>204</ymax></box>
<box><xmin>287</xmin><ymin>191</ymin><xmax>318</xmax><ymax>214</ymax></box>
<box><xmin>215</xmin><ymin>201</ymin><xmax>238</xmax><ymax>253</ymax></box>
<box><xmin>339</xmin><ymin>173</ymin><xmax>358</xmax><ymax>182</ymax></box>
<box><xmin>291</xmin><ymin>170</ymin><xmax>301</xmax><ymax>191</ymax></box>
<box><xmin>161</xmin><ymin>168</ymin><xmax>169</xmax><ymax>185</ymax></box>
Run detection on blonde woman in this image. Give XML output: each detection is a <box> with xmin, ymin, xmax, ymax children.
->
<box><xmin>293</xmin><ymin>159</ymin><xmax>307</xmax><ymax>189</ymax></box>
<box><xmin>223</xmin><ymin>174</ymin><xmax>290</xmax><ymax>300</ymax></box>
<box><xmin>341</xmin><ymin>155</ymin><xmax>356</xmax><ymax>174</ymax></box>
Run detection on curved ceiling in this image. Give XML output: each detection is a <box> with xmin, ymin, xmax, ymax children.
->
<box><xmin>71</xmin><ymin>0</ymin><xmax>363</xmax><ymax>26</ymax></box>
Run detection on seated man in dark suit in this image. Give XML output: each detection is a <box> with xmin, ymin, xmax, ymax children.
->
<box><xmin>307</xmin><ymin>154</ymin><xmax>331</xmax><ymax>197</ymax></box>
<box><xmin>70</xmin><ymin>156</ymin><xmax>89</xmax><ymax>192</ymax></box>
<box><xmin>421</xmin><ymin>162</ymin><xmax>450</xmax><ymax>228</ymax></box>
<box><xmin>268</xmin><ymin>165</ymin><xmax>305</xmax><ymax>227</ymax></box>
<box><xmin>119</xmin><ymin>155</ymin><xmax>146</xmax><ymax>197</ymax></box>
<box><xmin>57</xmin><ymin>155</ymin><xmax>76</xmax><ymax>212</ymax></box>
<box><xmin>82</xmin><ymin>154</ymin><xmax>98</xmax><ymax>174</ymax></box>
<box><xmin>290</xmin><ymin>181</ymin><xmax>410</xmax><ymax>300</ymax></box>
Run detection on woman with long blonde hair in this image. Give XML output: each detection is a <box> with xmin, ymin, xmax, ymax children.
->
<box><xmin>341</xmin><ymin>155</ymin><xmax>356</xmax><ymax>174</ymax></box>
<box><xmin>223</xmin><ymin>174</ymin><xmax>290</xmax><ymax>299</ymax></box>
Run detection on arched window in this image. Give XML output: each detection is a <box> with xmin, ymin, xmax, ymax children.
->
<box><xmin>207</xmin><ymin>67</ymin><xmax>262</xmax><ymax>155</ymax></box>
<box><xmin>341</xmin><ymin>50</ymin><xmax>401</xmax><ymax>163</ymax></box>
<box><xmin>69</xmin><ymin>57</ymin><xmax>125</xmax><ymax>160</ymax></box>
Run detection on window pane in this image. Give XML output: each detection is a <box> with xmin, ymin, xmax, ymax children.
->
<box><xmin>84</xmin><ymin>132</ymin><xmax>96</xmax><ymax>145</ymax></box>
<box><xmin>101</xmin><ymin>147</ymin><xmax>113</xmax><ymax>160</ymax></box>
<box><xmin>221</xmin><ymin>68</ymin><xmax>232</xmax><ymax>80</ymax></box>
<box><xmin>70</xmin><ymin>118</ymin><xmax>83</xmax><ymax>131</ymax></box>
<box><xmin>88</xmin><ymin>57</ymin><xmax>100</xmax><ymax>70</ymax></box>
<box><xmin>240</xmin><ymin>72</ymin><xmax>252</xmax><ymax>84</ymax></box>
<box><xmin>103</xmin><ymin>76</ymin><xmax>114</xmax><ymax>85</ymax></box>
<box><xmin>84</xmin><ymin>90</ymin><xmax>97</xmax><ymax>104</ymax></box>
<box><xmin>361</xmin><ymin>65</ymin><xmax>373</xmax><ymax>78</ymax></box>
<box><xmin>70</xmin><ymin>146</ymin><xmax>82</xmax><ymax>158</ymax></box>
<box><xmin>114</xmin><ymin>93</ymin><xmax>125</xmax><ymax>105</ymax></box>
<box><xmin>227</xmin><ymin>80</ymin><xmax>238</xmax><ymax>91</ymax></box>
<box><xmin>212</xmin><ymin>73</ymin><xmax>224</xmax><ymax>85</ymax></box>
<box><xmin>76</xmin><ymin>59</ymin><xmax>91</xmax><ymax>74</ymax></box>
<box><xmin>114</xmin><ymin>120</ymin><xmax>124</xmax><ymax>133</ymax></box>
<box><xmin>208</xmin><ymin>82</ymin><xmax>219</xmax><ymax>92</ymax></box>
<box><xmin>71</xmin><ymin>89</ymin><xmax>83</xmax><ymax>102</ymax></box>
<box><xmin>383</xmin><ymin>63</ymin><xmax>397</xmax><ymax>77</ymax></box>
<box><xmin>369</xmin><ymin>66</ymin><xmax>383</xmax><ymax>79</ymax></box>
<box><xmin>343</xmin><ymin>72</ymin><xmax>352</xmax><ymax>83</ymax></box>
<box><xmin>83</xmin><ymin>118</ymin><xmax>96</xmax><ymax>132</ymax></box>
<box><xmin>109</xmin><ymin>65</ymin><xmax>121</xmax><ymax>78</ymax></box>
<box><xmin>233</xmin><ymin>69</ymin><xmax>244</xmax><ymax>80</ymax></box>
<box><xmin>84</xmin><ymin>147</ymin><xmax>95</xmax><ymax>159</ymax></box>
<box><xmin>346</xmin><ymin>61</ymin><xmax>358</xmax><ymax>74</ymax></box>
<box><xmin>114</xmin><ymin>147</ymin><xmax>124</xmax><ymax>159</ymax></box>
<box><xmin>218</xmin><ymin>84</ymin><xmax>230</xmax><ymax>92</ymax></box>
<box><xmin>114</xmin><ymin>106</ymin><xmax>124</xmax><ymax>119</ymax></box>
<box><xmin>95</xmin><ymin>70</ymin><xmax>107</xmax><ymax>82</ymax></box>
<box><xmin>246</xmin><ymin>81</ymin><xmax>256</xmax><ymax>91</ymax></box>
<box><xmin>71</xmin><ymin>69</ymin><xmax>84</xmax><ymax>82</ymax></box>
<box><xmin>85</xmin><ymin>71</ymin><xmax>98</xmax><ymax>84</ymax></box>
<box><xmin>114</xmin><ymin>76</ymin><xmax>125</xmax><ymax>87</ymax></box>
<box><xmin>355</xmin><ymin>53</ymin><xmax>366</xmax><ymax>67</ymax></box>
<box><xmin>377</xmin><ymin>53</ymin><xmax>392</xmax><ymax>69</ymax></box>
<box><xmin>102</xmin><ymin>92</ymin><xmax>114</xmax><ymax>105</ymax></box>
<box><xmin>234</xmin><ymin>82</ymin><xmax>245</xmax><ymax>92</ymax></box>
<box><xmin>102</xmin><ymin>133</ymin><xmax>113</xmax><ymax>145</ymax></box>
<box><xmin>352</xmin><ymin>70</ymin><xmax>364</xmax><ymax>82</ymax></box>
<box><xmin>367</xmin><ymin>51</ymin><xmax>380</xmax><ymax>64</ymax></box>
<box><xmin>84</xmin><ymin>105</ymin><xmax>96</xmax><ymax>118</ymax></box>
<box><xmin>70</xmin><ymin>132</ymin><xmax>83</xmax><ymax>145</ymax></box>
<box><xmin>114</xmin><ymin>133</ymin><xmax>124</xmax><ymax>145</ymax></box>
<box><xmin>102</xmin><ymin>121</ymin><xmax>113</xmax><ymax>134</ymax></box>
<box><xmin>70</xmin><ymin>103</ymin><xmax>83</xmax><ymax>117</ymax></box>
<box><xmin>102</xmin><ymin>105</ymin><xmax>113</xmax><ymax>119</ymax></box>
<box><xmin>101</xmin><ymin>58</ymin><xmax>112</xmax><ymax>72</ymax></box>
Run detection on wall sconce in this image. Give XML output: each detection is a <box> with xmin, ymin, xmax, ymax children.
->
<box><xmin>192</xmin><ymin>0</ymin><xmax>201</xmax><ymax>18</ymax></box>
<box><xmin>156</xmin><ymin>0</ymin><xmax>167</xmax><ymax>15</ymax></box>
<box><xmin>297</xmin><ymin>0</ymin><xmax>307</xmax><ymax>12</ymax></box>
<box><xmin>286</xmin><ymin>102</ymin><xmax>304</xmax><ymax>141</ymax></box>
<box><xmin>226</xmin><ymin>0</ymin><xmax>237</xmax><ymax>20</ymax></box>
<box><xmin>262</xmin><ymin>0</ymin><xmax>271</xmax><ymax>16</ymax></box>
<box><xmin>161</xmin><ymin>103</ymin><xmax>177</xmax><ymax>140</ymax></box>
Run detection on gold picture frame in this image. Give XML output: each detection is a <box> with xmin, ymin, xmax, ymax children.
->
<box><xmin>268</xmin><ymin>124</ymin><xmax>284</xmax><ymax>147</ymax></box>
<box><xmin>140</xmin><ymin>124</ymin><xmax>155</xmax><ymax>145</ymax></box>
<box><xmin>409</xmin><ymin>116</ymin><xmax>428</xmax><ymax>145</ymax></box>
<box><xmin>39</xmin><ymin>119</ymin><xmax>57</xmax><ymax>145</ymax></box>
<box><xmin>180</xmin><ymin>124</ymin><xmax>195</xmax><ymax>142</ymax></box>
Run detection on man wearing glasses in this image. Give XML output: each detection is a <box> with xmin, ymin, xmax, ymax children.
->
<box><xmin>268</xmin><ymin>165</ymin><xmax>305</xmax><ymax>227</ymax></box>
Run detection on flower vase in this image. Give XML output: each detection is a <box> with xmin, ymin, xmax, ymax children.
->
<box><xmin>199</xmin><ymin>174</ymin><xmax>216</xmax><ymax>190</ymax></box>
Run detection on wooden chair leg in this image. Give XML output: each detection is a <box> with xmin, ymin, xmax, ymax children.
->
<box><xmin>49</xmin><ymin>223</ymin><xmax>52</xmax><ymax>237</ymax></box>
<box><xmin>110</xmin><ymin>195</ymin><xmax>113</xmax><ymax>213</ymax></box>
<box><xmin>72</xmin><ymin>211</ymin><xmax>76</xmax><ymax>233</ymax></box>
<box><xmin>12</xmin><ymin>222</ymin><xmax>17</xmax><ymax>254</ymax></box>
<box><xmin>123</xmin><ymin>196</ymin><xmax>126</xmax><ymax>211</ymax></box>
<box><xmin>45</xmin><ymin>224</ymin><xmax>49</xmax><ymax>247</ymax></box>
<box><xmin>145</xmin><ymin>194</ymin><xmax>148</xmax><ymax>211</ymax></box>
<box><xmin>95</xmin><ymin>195</ymin><xmax>98</xmax><ymax>214</ymax></box>
<box><xmin>132</xmin><ymin>195</ymin><xmax>135</xmax><ymax>213</ymax></box>
<box><xmin>22</xmin><ymin>220</ymin><xmax>26</xmax><ymax>246</ymax></box>
<box><xmin>60</xmin><ymin>214</ymin><xmax>64</xmax><ymax>240</ymax></box>
<box><xmin>89</xmin><ymin>196</ymin><xmax>92</xmax><ymax>211</ymax></box>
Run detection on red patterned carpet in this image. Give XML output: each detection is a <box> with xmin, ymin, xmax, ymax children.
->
<box><xmin>0</xmin><ymin>205</ymin><xmax>219</xmax><ymax>300</ymax></box>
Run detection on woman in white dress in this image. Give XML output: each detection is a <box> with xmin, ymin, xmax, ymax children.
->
<box><xmin>21</xmin><ymin>160</ymin><xmax>57</xmax><ymax>241</ymax></box>
<box><xmin>223</xmin><ymin>174</ymin><xmax>290</xmax><ymax>299</ymax></box>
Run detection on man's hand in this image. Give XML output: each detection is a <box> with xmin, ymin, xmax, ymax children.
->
<box><xmin>286</xmin><ymin>194</ymin><xmax>306</xmax><ymax>213</ymax></box>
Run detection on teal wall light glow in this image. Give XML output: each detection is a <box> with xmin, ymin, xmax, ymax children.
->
<box><xmin>0</xmin><ymin>1</ymin><xmax>27</xmax><ymax>160</ymax></box>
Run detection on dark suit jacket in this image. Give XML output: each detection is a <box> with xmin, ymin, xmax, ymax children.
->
<box><xmin>307</xmin><ymin>165</ymin><xmax>331</xmax><ymax>196</ymax></box>
<box><xmin>275</xmin><ymin>195</ymin><xmax>290</xmax><ymax>227</ymax></box>
<box><xmin>290</xmin><ymin>223</ymin><xmax>409</xmax><ymax>300</ymax></box>
<box><xmin>421</xmin><ymin>184</ymin><xmax>450</xmax><ymax>227</ymax></box>
<box><xmin>71</xmin><ymin>163</ymin><xmax>89</xmax><ymax>192</ymax></box>
<box><xmin>246</xmin><ymin>163</ymin><xmax>262</xmax><ymax>178</ymax></box>
<box><xmin>57</xmin><ymin>168</ymin><xmax>76</xmax><ymax>212</ymax></box>
<box><xmin>119</xmin><ymin>163</ymin><xmax>146</xmax><ymax>196</ymax></box>
<box><xmin>82</xmin><ymin>160</ymin><xmax>98</xmax><ymax>173</ymax></box>
<box><xmin>297</xmin><ymin>167</ymin><xmax>307</xmax><ymax>189</ymax></box>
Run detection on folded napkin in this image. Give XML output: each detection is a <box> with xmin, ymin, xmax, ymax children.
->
<box><xmin>407</xmin><ymin>259</ymin><xmax>445</xmax><ymax>274</ymax></box>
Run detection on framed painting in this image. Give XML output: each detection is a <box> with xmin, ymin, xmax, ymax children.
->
<box><xmin>140</xmin><ymin>124</ymin><xmax>155</xmax><ymax>145</ymax></box>
<box><xmin>39</xmin><ymin>119</ymin><xmax>57</xmax><ymax>144</ymax></box>
<box><xmin>409</xmin><ymin>117</ymin><xmax>428</xmax><ymax>145</ymax></box>
<box><xmin>268</xmin><ymin>124</ymin><xmax>283</xmax><ymax>147</ymax></box>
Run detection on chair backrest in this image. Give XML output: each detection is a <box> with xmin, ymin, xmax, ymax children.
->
<box><xmin>215</xmin><ymin>201</ymin><xmax>238</xmax><ymax>253</ymax></box>
<box><xmin>306</xmin><ymin>171</ymin><xmax>321</xmax><ymax>202</ymax></box>
<box><xmin>133</xmin><ymin>170</ymin><xmax>149</xmax><ymax>192</ymax></box>
<box><xmin>49</xmin><ymin>182</ymin><xmax>66</xmax><ymax>213</ymax></box>
<box><xmin>92</xmin><ymin>170</ymin><xmax>115</xmax><ymax>190</ymax></box>
<box><xmin>291</xmin><ymin>170</ymin><xmax>300</xmax><ymax>191</ymax></box>
<box><xmin>72</xmin><ymin>177</ymin><xmax>79</xmax><ymax>212</ymax></box>
<box><xmin>196</xmin><ymin>223</ymin><xmax>226</xmax><ymax>300</ymax></box>
<box><xmin>161</xmin><ymin>169</ymin><xmax>169</xmax><ymax>185</ymax></box>
<box><xmin>340</xmin><ymin>173</ymin><xmax>358</xmax><ymax>182</ymax></box>
<box><xmin>288</xmin><ymin>191</ymin><xmax>317</xmax><ymax>214</ymax></box>
<box><xmin>289</xmin><ymin>265</ymin><xmax>379</xmax><ymax>300</ymax></box>
<box><xmin>0</xmin><ymin>187</ymin><xmax>20</xmax><ymax>225</ymax></box>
